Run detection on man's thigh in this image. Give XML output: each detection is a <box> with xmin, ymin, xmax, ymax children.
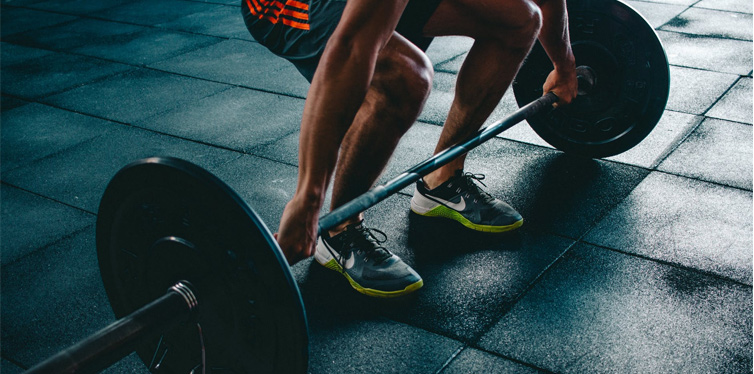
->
<box><xmin>243</xmin><ymin>0</ymin><xmax>444</xmax><ymax>82</ymax></box>
<box><xmin>423</xmin><ymin>0</ymin><xmax>539</xmax><ymax>38</ymax></box>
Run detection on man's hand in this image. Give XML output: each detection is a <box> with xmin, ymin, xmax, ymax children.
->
<box><xmin>534</xmin><ymin>0</ymin><xmax>577</xmax><ymax>108</ymax></box>
<box><xmin>275</xmin><ymin>197</ymin><xmax>319</xmax><ymax>265</ymax></box>
<box><xmin>542</xmin><ymin>65</ymin><xmax>578</xmax><ymax>108</ymax></box>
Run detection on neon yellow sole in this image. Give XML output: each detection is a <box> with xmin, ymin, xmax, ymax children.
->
<box><xmin>411</xmin><ymin>205</ymin><xmax>523</xmax><ymax>233</ymax></box>
<box><xmin>320</xmin><ymin>259</ymin><xmax>424</xmax><ymax>298</ymax></box>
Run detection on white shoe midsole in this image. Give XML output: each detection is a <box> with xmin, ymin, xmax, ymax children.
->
<box><xmin>410</xmin><ymin>189</ymin><xmax>441</xmax><ymax>214</ymax></box>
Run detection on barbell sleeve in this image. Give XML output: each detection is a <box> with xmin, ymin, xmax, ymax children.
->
<box><xmin>25</xmin><ymin>282</ymin><xmax>198</xmax><ymax>374</ymax></box>
<box><xmin>318</xmin><ymin>92</ymin><xmax>559</xmax><ymax>233</ymax></box>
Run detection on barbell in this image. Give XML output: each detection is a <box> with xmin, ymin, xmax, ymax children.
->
<box><xmin>24</xmin><ymin>0</ymin><xmax>668</xmax><ymax>373</ymax></box>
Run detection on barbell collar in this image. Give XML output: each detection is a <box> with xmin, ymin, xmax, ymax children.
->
<box><xmin>575</xmin><ymin>65</ymin><xmax>596</xmax><ymax>96</ymax></box>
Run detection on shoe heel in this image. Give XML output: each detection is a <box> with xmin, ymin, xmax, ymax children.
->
<box><xmin>410</xmin><ymin>194</ymin><xmax>438</xmax><ymax>215</ymax></box>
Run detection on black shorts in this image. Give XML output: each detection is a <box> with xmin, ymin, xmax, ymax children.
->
<box><xmin>242</xmin><ymin>0</ymin><xmax>443</xmax><ymax>81</ymax></box>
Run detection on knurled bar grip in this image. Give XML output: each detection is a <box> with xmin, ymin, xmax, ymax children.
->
<box><xmin>318</xmin><ymin>91</ymin><xmax>559</xmax><ymax>233</ymax></box>
<box><xmin>25</xmin><ymin>282</ymin><xmax>198</xmax><ymax>374</ymax></box>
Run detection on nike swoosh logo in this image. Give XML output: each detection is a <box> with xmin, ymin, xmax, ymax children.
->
<box><xmin>431</xmin><ymin>195</ymin><xmax>466</xmax><ymax>211</ymax></box>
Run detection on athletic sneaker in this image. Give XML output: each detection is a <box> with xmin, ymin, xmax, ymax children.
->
<box><xmin>315</xmin><ymin>222</ymin><xmax>423</xmax><ymax>298</ymax></box>
<box><xmin>410</xmin><ymin>171</ymin><xmax>523</xmax><ymax>233</ymax></box>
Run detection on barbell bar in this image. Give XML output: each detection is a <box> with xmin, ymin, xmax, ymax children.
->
<box><xmin>24</xmin><ymin>0</ymin><xmax>669</xmax><ymax>372</ymax></box>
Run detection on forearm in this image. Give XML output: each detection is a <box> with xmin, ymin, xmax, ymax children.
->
<box><xmin>537</xmin><ymin>0</ymin><xmax>575</xmax><ymax>71</ymax></box>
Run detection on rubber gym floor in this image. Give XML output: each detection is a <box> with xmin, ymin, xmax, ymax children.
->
<box><xmin>1</xmin><ymin>0</ymin><xmax>752</xmax><ymax>372</ymax></box>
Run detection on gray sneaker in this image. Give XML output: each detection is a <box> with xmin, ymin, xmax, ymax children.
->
<box><xmin>410</xmin><ymin>171</ymin><xmax>523</xmax><ymax>233</ymax></box>
<box><xmin>314</xmin><ymin>222</ymin><xmax>423</xmax><ymax>298</ymax></box>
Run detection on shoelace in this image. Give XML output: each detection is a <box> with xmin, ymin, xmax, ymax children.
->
<box><xmin>335</xmin><ymin>225</ymin><xmax>391</xmax><ymax>268</ymax></box>
<box><xmin>457</xmin><ymin>172</ymin><xmax>495</xmax><ymax>204</ymax></box>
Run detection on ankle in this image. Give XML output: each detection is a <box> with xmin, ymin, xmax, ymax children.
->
<box><xmin>424</xmin><ymin>169</ymin><xmax>461</xmax><ymax>190</ymax></box>
<box><xmin>328</xmin><ymin>215</ymin><xmax>364</xmax><ymax>237</ymax></box>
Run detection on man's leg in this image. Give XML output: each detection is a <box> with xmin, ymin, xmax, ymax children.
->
<box><xmin>312</xmin><ymin>32</ymin><xmax>432</xmax><ymax>298</ymax></box>
<box><xmin>408</xmin><ymin>0</ymin><xmax>542</xmax><ymax>232</ymax></box>
<box><xmin>328</xmin><ymin>32</ymin><xmax>433</xmax><ymax>233</ymax></box>
<box><xmin>423</xmin><ymin>0</ymin><xmax>543</xmax><ymax>187</ymax></box>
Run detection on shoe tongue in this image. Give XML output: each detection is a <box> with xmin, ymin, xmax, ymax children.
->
<box><xmin>349</xmin><ymin>222</ymin><xmax>365</xmax><ymax>230</ymax></box>
<box><xmin>345</xmin><ymin>223</ymin><xmax>391</xmax><ymax>263</ymax></box>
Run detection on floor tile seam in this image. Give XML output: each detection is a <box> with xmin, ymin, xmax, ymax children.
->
<box><xmin>692</xmin><ymin>5</ymin><xmax>754</xmax><ymax>15</ymax></box>
<box><xmin>135</xmin><ymin>60</ymin><xmax>309</xmax><ymax>101</ymax></box>
<box><xmin>703</xmin><ymin>115</ymin><xmax>754</xmax><ymax>127</ymax></box>
<box><xmin>3</xmin><ymin>93</ymin><xmax>302</xmax><ymax>174</ymax></box>
<box><xmin>243</xmin><ymin>152</ymin><xmax>299</xmax><ymax>169</ymax></box>
<box><xmin>2</xmin><ymin>99</ymin><xmax>279</xmax><ymax>168</ymax></box>
<box><xmin>655</xmin><ymin>0</ymin><xmax>754</xmax><ymax>25</ymax></box>
<box><xmin>2</xmin><ymin>57</ymin><xmax>140</xmax><ymax>102</ymax></box>
<box><xmin>116</xmin><ymin>117</ymin><xmax>271</xmax><ymax>156</ymax></box>
<box><xmin>575</xmin><ymin>175</ymin><xmax>648</xmax><ymax>242</ymax></box>
<box><xmin>667</xmin><ymin>64</ymin><xmax>748</xmax><ymax>88</ymax></box>
<box><xmin>213</xmin><ymin>152</ymin><xmax>248</xmax><ymax>171</ymax></box>
<box><xmin>0</xmin><ymin>222</ymin><xmax>95</xmax><ymax>269</ymax></box>
<box><xmin>431</xmin><ymin>51</ymin><xmax>471</xmax><ymax>71</ymax></box>
<box><xmin>651</xmin><ymin>160</ymin><xmax>754</xmax><ymax>192</ymax></box>
<box><xmin>434</xmin><ymin>66</ymin><xmax>460</xmax><ymax>75</ymax></box>
<box><xmin>669</xmin><ymin>63</ymin><xmax>747</xmax><ymax>78</ymax></box>
<box><xmin>0</xmin><ymin>180</ymin><xmax>98</xmax><ymax>216</ymax></box>
<box><xmin>699</xmin><ymin>75</ymin><xmax>747</xmax><ymax>117</ymax></box>
<box><xmin>467</xmin><ymin>240</ymin><xmax>580</xmax><ymax>345</ymax></box>
<box><xmin>1</xmin><ymin>2</ymin><xmax>247</xmax><ymax>43</ymax></box>
<box><xmin>648</xmin><ymin>106</ymin><xmax>716</xmax><ymax>170</ymax></box>
<box><xmin>416</xmin><ymin>118</ymin><xmax>456</xmax><ymax>130</ymax></box>
<box><xmin>0</xmin><ymin>119</ymin><xmax>117</xmax><ymax>175</ymax></box>
<box><xmin>2</xmin><ymin>38</ymin><xmax>269</xmax><ymax>99</ymax></box>
<box><xmin>246</xmin><ymin>127</ymin><xmax>304</xmax><ymax>153</ymax></box>
<box><xmin>578</xmin><ymin>240</ymin><xmax>754</xmax><ymax>288</ymax></box>
<box><xmin>0</xmin><ymin>5</ymin><xmax>86</xmax><ymax>38</ymax></box>
<box><xmin>433</xmin><ymin>344</ymin><xmax>467</xmax><ymax>374</ymax></box>
<box><xmin>127</xmin><ymin>31</ymin><xmax>227</xmax><ymax>66</ymax></box>
<box><xmin>365</xmin><ymin>316</ymin><xmax>470</xmax><ymax>367</ymax></box>
<box><xmin>374</xmin><ymin>317</ymin><xmax>551</xmax><ymax>373</ymax></box>
<box><xmin>131</xmin><ymin>82</ymin><xmax>237</xmax><ymax>124</ymax></box>
<box><xmin>462</xmin><ymin>342</ymin><xmax>557</xmax><ymax>373</ymax></box>
<box><xmin>681</xmin><ymin>1</ymin><xmax>754</xmax><ymax>17</ymax></box>
<box><xmin>658</xmin><ymin>27</ymin><xmax>753</xmax><ymax>42</ymax></box>
<box><xmin>0</xmin><ymin>6</ymin><xmax>269</xmax><ymax>71</ymax></box>
<box><xmin>573</xmin><ymin>164</ymin><xmax>752</xmax><ymax>250</ymax></box>
<box><xmin>644</xmin><ymin>113</ymin><xmax>706</xmax><ymax>170</ymax></box>
<box><xmin>652</xmin><ymin>0</ymin><xmax>698</xmax><ymax>30</ymax></box>
<box><xmin>141</xmin><ymin>56</ymin><xmax>309</xmax><ymax>99</ymax></box>
<box><xmin>0</xmin><ymin>40</ymin><xmax>131</xmax><ymax>72</ymax></box>
<box><xmin>626</xmin><ymin>0</ymin><xmax>699</xmax><ymax>5</ymax></box>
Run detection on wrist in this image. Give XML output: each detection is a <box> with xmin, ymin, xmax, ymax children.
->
<box><xmin>553</xmin><ymin>51</ymin><xmax>576</xmax><ymax>72</ymax></box>
<box><xmin>292</xmin><ymin>187</ymin><xmax>326</xmax><ymax>211</ymax></box>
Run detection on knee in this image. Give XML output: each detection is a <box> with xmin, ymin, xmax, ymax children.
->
<box><xmin>486</xmin><ymin>0</ymin><xmax>542</xmax><ymax>45</ymax></box>
<box><xmin>523</xmin><ymin>1</ymin><xmax>543</xmax><ymax>38</ymax></box>
<box><xmin>373</xmin><ymin>49</ymin><xmax>433</xmax><ymax>120</ymax></box>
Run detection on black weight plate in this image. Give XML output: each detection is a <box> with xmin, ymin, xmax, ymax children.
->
<box><xmin>96</xmin><ymin>157</ymin><xmax>308</xmax><ymax>374</ymax></box>
<box><xmin>513</xmin><ymin>0</ymin><xmax>670</xmax><ymax>158</ymax></box>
